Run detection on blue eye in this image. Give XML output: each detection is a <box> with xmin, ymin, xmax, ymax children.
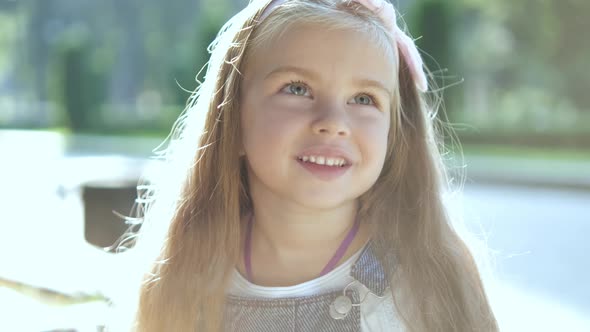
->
<box><xmin>283</xmin><ymin>81</ymin><xmax>310</xmax><ymax>96</ymax></box>
<box><xmin>353</xmin><ymin>94</ymin><xmax>375</xmax><ymax>105</ymax></box>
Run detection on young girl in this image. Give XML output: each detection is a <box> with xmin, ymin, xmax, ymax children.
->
<box><xmin>117</xmin><ymin>0</ymin><xmax>498</xmax><ymax>331</ymax></box>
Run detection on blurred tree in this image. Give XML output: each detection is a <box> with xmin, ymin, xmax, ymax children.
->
<box><xmin>543</xmin><ymin>1</ymin><xmax>589</xmax><ymax>111</ymax></box>
<box><xmin>169</xmin><ymin>0</ymin><xmax>234</xmax><ymax>106</ymax></box>
<box><xmin>25</xmin><ymin>0</ymin><xmax>51</xmax><ymax>123</ymax></box>
<box><xmin>0</xmin><ymin>0</ymin><xmax>16</xmax><ymax>11</ymax></box>
<box><xmin>109</xmin><ymin>0</ymin><xmax>145</xmax><ymax>107</ymax></box>
<box><xmin>458</xmin><ymin>0</ymin><xmax>590</xmax><ymax>112</ymax></box>
<box><xmin>61</xmin><ymin>39</ymin><xmax>92</xmax><ymax>131</ymax></box>
<box><xmin>408</xmin><ymin>0</ymin><xmax>460</xmax><ymax>116</ymax></box>
<box><xmin>9</xmin><ymin>0</ymin><xmax>587</xmax><ymax>138</ymax></box>
<box><xmin>441</xmin><ymin>0</ymin><xmax>590</xmax><ymax>147</ymax></box>
<box><xmin>409</xmin><ymin>0</ymin><xmax>456</xmax><ymax>83</ymax></box>
<box><xmin>52</xmin><ymin>29</ymin><xmax>107</xmax><ymax>131</ymax></box>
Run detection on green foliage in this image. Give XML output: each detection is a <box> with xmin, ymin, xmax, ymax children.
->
<box><xmin>170</xmin><ymin>2</ymin><xmax>231</xmax><ymax>106</ymax></box>
<box><xmin>470</xmin><ymin>0</ymin><xmax>589</xmax><ymax>109</ymax></box>
<box><xmin>4</xmin><ymin>0</ymin><xmax>589</xmax><ymax>144</ymax></box>
<box><xmin>409</xmin><ymin>0</ymin><xmax>457</xmax><ymax>76</ymax></box>
<box><xmin>0</xmin><ymin>13</ymin><xmax>16</xmax><ymax>72</ymax></box>
<box><xmin>96</xmin><ymin>103</ymin><xmax>182</xmax><ymax>137</ymax></box>
<box><xmin>408</xmin><ymin>1</ymin><xmax>463</xmax><ymax>116</ymax></box>
<box><xmin>409</xmin><ymin>0</ymin><xmax>590</xmax><ymax>147</ymax></box>
<box><xmin>461</xmin><ymin>87</ymin><xmax>586</xmax><ymax>133</ymax></box>
<box><xmin>49</xmin><ymin>28</ymin><xmax>108</xmax><ymax>132</ymax></box>
<box><xmin>461</xmin><ymin>143</ymin><xmax>590</xmax><ymax>163</ymax></box>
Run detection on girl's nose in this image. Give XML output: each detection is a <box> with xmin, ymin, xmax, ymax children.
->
<box><xmin>310</xmin><ymin>103</ymin><xmax>351</xmax><ymax>137</ymax></box>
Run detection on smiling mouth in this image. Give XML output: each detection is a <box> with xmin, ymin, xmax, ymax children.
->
<box><xmin>296</xmin><ymin>155</ymin><xmax>349</xmax><ymax>167</ymax></box>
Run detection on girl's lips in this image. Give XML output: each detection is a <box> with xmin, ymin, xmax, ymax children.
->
<box><xmin>296</xmin><ymin>158</ymin><xmax>351</xmax><ymax>181</ymax></box>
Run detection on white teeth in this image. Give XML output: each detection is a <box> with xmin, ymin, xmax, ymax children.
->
<box><xmin>298</xmin><ymin>155</ymin><xmax>347</xmax><ymax>167</ymax></box>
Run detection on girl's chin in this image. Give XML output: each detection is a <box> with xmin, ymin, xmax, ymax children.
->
<box><xmin>288</xmin><ymin>194</ymin><xmax>358</xmax><ymax>211</ymax></box>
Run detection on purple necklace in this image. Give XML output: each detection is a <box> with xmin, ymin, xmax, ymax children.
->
<box><xmin>244</xmin><ymin>214</ymin><xmax>361</xmax><ymax>282</ymax></box>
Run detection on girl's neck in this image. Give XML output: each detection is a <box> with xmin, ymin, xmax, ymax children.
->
<box><xmin>252</xmin><ymin>202</ymin><xmax>358</xmax><ymax>252</ymax></box>
<box><xmin>240</xmin><ymin>200</ymin><xmax>371</xmax><ymax>286</ymax></box>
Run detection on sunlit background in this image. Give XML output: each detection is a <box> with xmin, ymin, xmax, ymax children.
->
<box><xmin>1</xmin><ymin>0</ymin><xmax>589</xmax><ymax>331</ymax></box>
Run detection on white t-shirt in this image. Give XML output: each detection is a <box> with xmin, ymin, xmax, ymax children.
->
<box><xmin>227</xmin><ymin>245</ymin><xmax>405</xmax><ymax>331</ymax></box>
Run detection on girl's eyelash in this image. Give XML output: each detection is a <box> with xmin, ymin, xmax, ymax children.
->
<box><xmin>358</xmin><ymin>92</ymin><xmax>380</xmax><ymax>107</ymax></box>
<box><xmin>354</xmin><ymin>92</ymin><xmax>382</xmax><ymax>110</ymax></box>
<box><xmin>280</xmin><ymin>80</ymin><xmax>310</xmax><ymax>95</ymax></box>
<box><xmin>289</xmin><ymin>80</ymin><xmax>307</xmax><ymax>89</ymax></box>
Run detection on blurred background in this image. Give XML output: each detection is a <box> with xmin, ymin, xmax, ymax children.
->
<box><xmin>0</xmin><ymin>0</ymin><xmax>588</xmax><ymax>331</ymax></box>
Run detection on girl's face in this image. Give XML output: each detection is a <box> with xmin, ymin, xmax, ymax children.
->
<box><xmin>240</xmin><ymin>22</ymin><xmax>396</xmax><ymax>211</ymax></box>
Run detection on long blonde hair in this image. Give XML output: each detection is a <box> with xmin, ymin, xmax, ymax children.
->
<box><xmin>122</xmin><ymin>0</ymin><xmax>498</xmax><ymax>331</ymax></box>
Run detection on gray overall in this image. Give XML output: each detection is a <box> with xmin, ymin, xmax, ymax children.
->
<box><xmin>223</xmin><ymin>242</ymin><xmax>391</xmax><ymax>332</ymax></box>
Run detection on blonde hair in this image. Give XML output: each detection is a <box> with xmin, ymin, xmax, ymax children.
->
<box><xmin>118</xmin><ymin>0</ymin><xmax>498</xmax><ymax>331</ymax></box>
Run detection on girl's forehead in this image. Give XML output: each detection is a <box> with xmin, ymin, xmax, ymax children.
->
<box><xmin>251</xmin><ymin>19</ymin><xmax>394</xmax><ymax>59</ymax></box>
<box><xmin>243</xmin><ymin>22</ymin><xmax>397</xmax><ymax>87</ymax></box>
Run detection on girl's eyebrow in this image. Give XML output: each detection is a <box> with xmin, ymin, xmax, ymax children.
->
<box><xmin>264</xmin><ymin>65</ymin><xmax>319</xmax><ymax>81</ymax></box>
<box><xmin>265</xmin><ymin>65</ymin><xmax>392</xmax><ymax>98</ymax></box>
<box><xmin>353</xmin><ymin>78</ymin><xmax>393</xmax><ymax>99</ymax></box>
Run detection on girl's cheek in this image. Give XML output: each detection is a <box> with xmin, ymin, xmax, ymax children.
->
<box><xmin>360</xmin><ymin>118</ymin><xmax>390</xmax><ymax>143</ymax></box>
<box><xmin>351</xmin><ymin>111</ymin><xmax>388</xmax><ymax>129</ymax></box>
<box><xmin>265</xmin><ymin>100</ymin><xmax>314</xmax><ymax>121</ymax></box>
